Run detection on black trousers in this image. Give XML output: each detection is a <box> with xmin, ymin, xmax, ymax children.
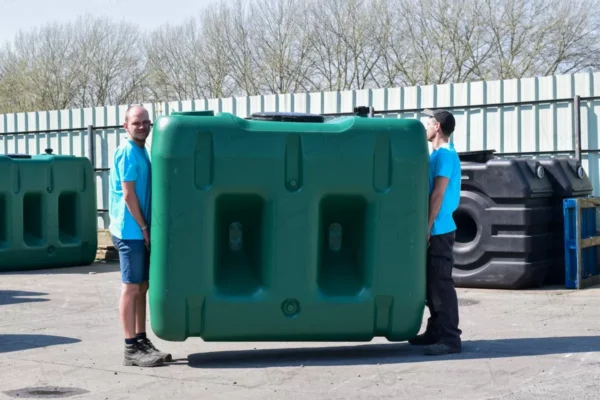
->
<box><xmin>425</xmin><ymin>231</ymin><xmax>462</xmax><ymax>348</ymax></box>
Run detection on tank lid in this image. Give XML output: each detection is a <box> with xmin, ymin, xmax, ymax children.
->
<box><xmin>5</xmin><ymin>154</ymin><xmax>32</xmax><ymax>159</ymax></box>
<box><xmin>250</xmin><ymin>111</ymin><xmax>325</xmax><ymax>123</ymax></box>
<box><xmin>171</xmin><ymin>111</ymin><xmax>215</xmax><ymax>117</ymax></box>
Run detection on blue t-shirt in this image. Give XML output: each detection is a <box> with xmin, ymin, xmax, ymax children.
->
<box><xmin>429</xmin><ymin>142</ymin><xmax>461</xmax><ymax>236</ymax></box>
<box><xmin>109</xmin><ymin>139</ymin><xmax>152</xmax><ymax>240</ymax></box>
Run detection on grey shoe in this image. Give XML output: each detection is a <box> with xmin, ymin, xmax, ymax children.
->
<box><xmin>124</xmin><ymin>342</ymin><xmax>165</xmax><ymax>367</ymax></box>
<box><xmin>138</xmin><ymin>337</ymin><xmax>172</xmax><ymax>362</ymax></box>
<box><xmin>423</xmin><ymin>342</ymin><xmax>461</xmax><ymax>356</ymax></box>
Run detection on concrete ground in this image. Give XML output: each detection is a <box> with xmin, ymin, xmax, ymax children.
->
<box><xmin>1</xmin><ymin>262</ymin><xmax>599</xmax><ymax>400</ymax></box>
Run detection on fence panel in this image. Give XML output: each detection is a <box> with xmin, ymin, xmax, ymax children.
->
<box><xmin>2</xmin><ymin>72</ymin><xmax>600</xmax><ymax>229</ymax></box>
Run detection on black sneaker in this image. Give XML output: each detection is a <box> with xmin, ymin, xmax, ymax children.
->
<box><xmin>408</xmin><ymin>331</ymin><xmax>439</xmax><ymax>346</ymax></box>
<box><xmin>423</xmin><ymin>342</ymin><xmax>461</xmax><ymax>356</ymax></box>
<box><xmin>138</xmin><ymin>337</ymin><xmax>172</xmax><ymax>362</ymax></box>
<box><xmin>124</xmin><ymin>342</ymin><xmax>164</xmax><ymax>367</ymax></box>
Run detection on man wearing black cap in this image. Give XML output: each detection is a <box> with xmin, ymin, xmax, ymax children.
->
<box><xmin>409</xmin><ymin>108</ymin><xmax>462</xmax><ymax>355</ymax></box>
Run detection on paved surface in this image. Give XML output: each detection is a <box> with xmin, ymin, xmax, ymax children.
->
<box><xmin>1</xmin><ymin>262</ymin><xmax>599</xmax><ymax>400</ymax></box>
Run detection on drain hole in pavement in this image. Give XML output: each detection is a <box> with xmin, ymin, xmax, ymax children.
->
<box><xmin>458</xmin><ymin>298</ymin><xmax>479</xmax><ymax>306</ymax></box>
<box><xmin>3</xmin><ymin>387</ymin><xmax>89</xmax><ymax>398</ymax></box>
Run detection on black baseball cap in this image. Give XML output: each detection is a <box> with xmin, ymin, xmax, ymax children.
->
<box><xmin>423</xmin><ymin>109</ymin><xmax>455</xmax><ymax>135</ymax></box>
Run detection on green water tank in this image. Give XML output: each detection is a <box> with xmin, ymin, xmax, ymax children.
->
<box><xmin>0</xmin><ymin>151</ymin><xmax>98</xmax><ymax>272</ymax></box>
<box><xmin>149</xmin><ymin>111</ymin><xmax>429</xmax><ymax>342</ymax></box>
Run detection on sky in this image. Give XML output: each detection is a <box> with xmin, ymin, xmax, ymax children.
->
<box><xmin>0</xmin><ymin>0</ymin><xmax>228</xmax><ymax>46</ymax></box>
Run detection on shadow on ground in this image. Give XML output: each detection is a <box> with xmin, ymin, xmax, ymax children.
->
<box><xmin>187</xmin><ymin>336</ymin><xmax>600</xmax><ymax>368</ymax></box>
<box><xmin>0</xmin><ymin>290</ymin><xmax>49</xmax><ymax>306</ymax></box>
<box><xmin>0</xmin><ymin>334</ymin><xmax>81</xmax><ymax>354</ymax></box>
<box><xmin>0</xmin><ymin>263</ymin><xmax>120</xmax><ymax>276</ymax></box>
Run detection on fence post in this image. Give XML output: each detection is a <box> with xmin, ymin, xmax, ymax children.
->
<box><xmin>87</xmin><ymin>125</ymin><xmax>95</xmax><ymax>168</ymax></box>
<box><xmin>574</xmin><ymin>95</ymin><xmax>582</xmax><ymax>161</ymax></box>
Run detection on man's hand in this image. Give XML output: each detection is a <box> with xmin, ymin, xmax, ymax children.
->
<box><xmin>142</xmin><ymin>228</ymin><xmax>150</xmax><ymax>247</ymax></box>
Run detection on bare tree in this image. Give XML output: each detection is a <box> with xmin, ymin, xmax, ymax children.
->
<box><xmin>0</xmin><ymin>15</ymin><xmax>147</xmax><ymax>113</ymax></box>
<box><xmin>539</xmin><ymin>0</ymin><xmax>600</xmax><ymax>75</ymax></box>
<box><xmin>7</xmin><ymin>22</ymin><xmax>81</xmax><ymax>111</ymax></box>
<box><xmin>145</xmin><ymin>20</ymin><xmax>203</xmax><ymax>101</ymax></box>
<box><xmin>370</xmin><ymin>0</ymin><xmax>414</xmax><ymax>87</ymax></box>
<box><xmin>74</xmin><ymin>15</ymin><xmax>147</xmax><ymax>107</ymax></box>
<box><xmin>480</xmin><ymin>0</ymin><xmax>600</xmax><ymax>79</ymax></box>
<box><xmin>0</xmin><ymin>46</ymin><xmax>35</xmax><ymax>113</ymax></box>
<box><xmin>249</xmin><ymin>0</ymin><xmax>314</xmax><ymax>94</ymax></box>
<box><xmin>218</xmin><ymin>0</ymin><xmax>261</xmax><ymax>96</ymax></box>
<box><xmin>1</xmin><ymin>0</ymin><xmax>600</xmax><ymax>114</ymax></box>
<box><xmin>198</xmin><ymin>7</ymin><xmax>237</xmax><ymax>98</ymax></box>
<box><xmin>306</xmin><ymin>0</ymin><xmax>373</xmax><ymax>91</ymax></box>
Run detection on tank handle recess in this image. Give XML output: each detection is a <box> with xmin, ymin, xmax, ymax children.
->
<box><xmin>249</xmin><ymin>111</ymin><xmax>325</xmax><ymax>123</ymax></box>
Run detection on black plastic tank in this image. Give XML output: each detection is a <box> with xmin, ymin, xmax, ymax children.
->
<box><xmin>536</xmin><ymin>158</ymin><xmax>593</xmax><ymax>285</ymax></box>
<box><xmin>458</xmin><ymin>149</ymin><xmax>495</xmax><ymax>163</ymax></box>
<box><xmin>452</xmin><ymin>156</ymin><xmax>555</xmax><ymax>289</ymax></box>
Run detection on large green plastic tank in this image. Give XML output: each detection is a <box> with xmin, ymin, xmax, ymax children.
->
<box><xmin>149</xmin><ymin>111</ymin><xmax>429</xmax><ymax>342</ymax></box>
<box><xmin>0</xmin><ymin>151</ymin><xmax>98</xmax><ymax>272</ymax></box>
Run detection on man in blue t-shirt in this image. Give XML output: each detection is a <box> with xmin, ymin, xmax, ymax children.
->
<box><xmin>109</xmin><ymin>105</ymin><xmax>171</xmax><ymax>367</ymax></box>
<box><xmin>409</xmin><ymin>108</ymin><xmax>462</xmax><ymax>355</ymax></box>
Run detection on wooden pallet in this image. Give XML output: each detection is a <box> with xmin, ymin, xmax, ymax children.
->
<box><xmin>96</xmin><ymin>229</ymin><xmax>119</xmax><ymax>262</ymax></box>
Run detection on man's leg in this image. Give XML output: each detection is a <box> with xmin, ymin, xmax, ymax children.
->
<box><xmin>113</xmin><ymin>236</ymin><xmax>138</xmax><ymax>341</ymax></box>
<box><xmin>425</xmin><ymin>251</ymin><xmax>437</xmax><ymax>331</ymax></box>
<box><xmin>409</xmin><ymin>249</ymin><xmax>441</xmax><ymax>345</ymax></box>
<box><xmin>133</xmin><ymin>246</ymin><xmax>172</xmax><ymax>362</ymax></box>
<box><xmin>423</xmin><ymin>232</ymin><xmax>462</xmax><ymax>355</ymax></box>
<box><xmin>120</xmin><ymin>283</ymin><xmax>138</xmax><ymax>340</ymax></box>
<box><xmin>112</xmin><ymin>236</ymin><xmax>164</xmax><ymax>367</ymax></box>
<box><xmin>135</xmin><ymin>281</ymin><xmax>147</xmax><ymax>336</ymax></box>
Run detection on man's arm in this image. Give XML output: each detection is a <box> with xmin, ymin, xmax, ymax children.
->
<box><xmin>116</xmin><ymin>151</ymin><xmax>148</xmax><ymax>235</ymax></box>
<box><xmin>428</xmin><ymin>150</ymin><xmax>454</xmax><ymax>237</ymax></box>
<box><xmin>428</xmin><ymin>176</ymin><xmax>449</xmax><ymax>233</ymax></box>
<box><xmin>122</xmin><ymin>181</ymin><xmax>147</xmax><ymax>230</ymax></box>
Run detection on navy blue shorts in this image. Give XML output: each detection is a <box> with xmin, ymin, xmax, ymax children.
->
<box><xmin>111</xmin><ymin>235</ymin><xmax>150</xmax><ymax>284</ymax></box>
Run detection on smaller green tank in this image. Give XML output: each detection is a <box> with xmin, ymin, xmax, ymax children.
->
<box><xmin>0</xmin><ymin>151</ymin><xmax>98</xmax><ymax>272</ymax></box>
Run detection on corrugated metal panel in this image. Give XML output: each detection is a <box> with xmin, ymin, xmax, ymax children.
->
<box><xmin>1</xmin><ymin>72</ymin><xmax>600</xmax><ymax>229</ymax></box>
